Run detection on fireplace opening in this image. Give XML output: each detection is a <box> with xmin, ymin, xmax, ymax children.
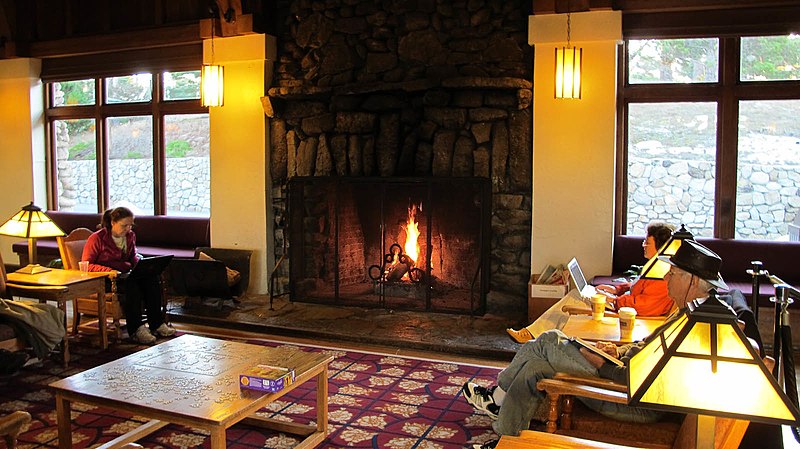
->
<box><xmin>288</xmin><ymin>177</ymin><xmax>491</xmax><ymax>314</ymax></box>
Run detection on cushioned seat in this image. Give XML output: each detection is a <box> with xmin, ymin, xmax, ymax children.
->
<box><xmin>168</xmin><ymin>247</ymin><xmax>252</xmax><ymax>300</ymax></box>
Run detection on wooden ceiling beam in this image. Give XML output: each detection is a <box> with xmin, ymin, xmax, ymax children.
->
<box><xmin>616</xmin><ymin>0</ymin><xmax>800</xmax><ymax>13</ymax></box>
<box><xmin>28</xmin><ymin>23</ymin><xmax>201</xmax><ymax>58</ymax></box>
<box><xmin>534</xmin><ymin>0</ymin><xmax>800</xmax><ymax>15</ymax></box>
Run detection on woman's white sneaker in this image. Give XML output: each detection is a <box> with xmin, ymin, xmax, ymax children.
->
<box><xmin>154</xmin><ymin>323</ymin><xmax>176</xmax><ymax>337</ymax></box>
<box><xmin>132</xmin><ymin>325</ymin><xmax>156</xmax><ymax>344</ymax></box>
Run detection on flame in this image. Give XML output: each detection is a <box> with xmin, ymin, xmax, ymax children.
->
<box><xmin>403</xmin><ymin>204</ymin><xmax>421</xmax><ymax>265</ymax></box>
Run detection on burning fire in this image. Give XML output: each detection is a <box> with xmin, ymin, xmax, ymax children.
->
<box><xmin>403</xmin><ymin>203</ymin><xmax>421</xmax><ymax>265</ymax></box>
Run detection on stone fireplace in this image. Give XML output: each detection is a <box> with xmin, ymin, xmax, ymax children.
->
<box><xmin>267</xmin><ymin>0</ymin><xmax>533</xmax><ymax>313</ymax></box>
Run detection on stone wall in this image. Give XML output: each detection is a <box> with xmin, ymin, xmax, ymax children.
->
<box><xmin>628</xmin><ymin>159</ymin><xmax>800</xmax><ymax>240</ymax></box>
<box><xmin>267</xmin><ymin>0</ymin><xmax>533</xmax><ymax>307</ymax></box>
<box><xmin>57</xmin><ymin>158</ymin><xmax>210</xmax><ymax>214</ymax></box>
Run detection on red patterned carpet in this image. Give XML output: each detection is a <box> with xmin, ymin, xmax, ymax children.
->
<box><xmin>0</xmin><ymin>333</ymin><xmax>502</xmax><ymax>449</ymax></box>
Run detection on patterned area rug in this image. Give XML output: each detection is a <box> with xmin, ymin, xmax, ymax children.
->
<box><xmin>0</xmin><ymin>333</ymin><xmax>502</xmax><ymax>449</ymax></box>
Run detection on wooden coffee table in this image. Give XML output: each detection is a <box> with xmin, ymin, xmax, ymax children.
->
<box><xmin>561</xmin><ymin>315</ymin><xmax>665</xmax><ymax>344</ymax></box>
<box><xmin>49</xmin><ymin>334</ymin><xmax>333</xmax><ymax>449</ymax></box>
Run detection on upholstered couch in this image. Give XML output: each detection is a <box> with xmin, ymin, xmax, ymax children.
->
<box><xmin>11</xmin><ymin>211</ymin><xmax>210</xmax><ymax>266</ymax></box>
<box><xmin>593</xmin><ymin>235</ymin><xmax>800</xmax><ymax>308</ymax></box>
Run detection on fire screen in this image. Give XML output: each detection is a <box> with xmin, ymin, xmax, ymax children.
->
<box><xmin>288</xmin><ymin>177</ymin><xmax>491</xmax><ymax>314</ymax></box>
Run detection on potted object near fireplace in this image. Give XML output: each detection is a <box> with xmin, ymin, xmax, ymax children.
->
<box><xmin>288</xmin><ymin>177</ymin><xmax>491</xmax><ymax>315</ymax></box>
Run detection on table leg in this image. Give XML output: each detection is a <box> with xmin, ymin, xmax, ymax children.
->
<box><xmin>58</xmin><ymin>300</ymin><xmax>70</xmax><ymax>367</ymax></box>
<box><xmin>316</xmin><ymin>366</ymin><xmax>328</xmax><ymax>436</ymax></box>
<box><xmin>96</xmin><ymin>281</ymin><xmax>108</xmax><ymax>350</ymax></box>
<box><xmin>209</xmin><ymin>426</ymin><xmax>226</xmax><ymax>449</ymax></box>
<box><xmin>56</xmin><ymin>394</ymin><xmax>72</xmax><ymax>449</ymax></box>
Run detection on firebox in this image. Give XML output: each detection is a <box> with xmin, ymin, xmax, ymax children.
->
<box><xmin>288</xmin><ymin>177</ymin><xmax>491</xmax><ymax>314</ymax></box>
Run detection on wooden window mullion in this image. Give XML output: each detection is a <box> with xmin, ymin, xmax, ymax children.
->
<box><xmin>715</xmin><ymin>37</ymin><xmax>740</xmax><ymax>239</ymax></box>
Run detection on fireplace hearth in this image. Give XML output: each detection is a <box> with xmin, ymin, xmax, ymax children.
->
<box><xmin>289</xmin><ymin>177</ymin><xmax>490</xmax><ymax>314</ymax></box>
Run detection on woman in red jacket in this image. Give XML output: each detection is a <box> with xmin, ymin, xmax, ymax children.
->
<box><xmin>506</xmin><ymin>221</ymin><xmax>676</xmax><ymax>343</ymax></box>
<box><xmin>82</xmin><ymin>207</ymin><xmax>175</xmax><ymax>344</ymax></box>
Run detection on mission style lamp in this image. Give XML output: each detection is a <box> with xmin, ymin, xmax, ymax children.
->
<box><xmin>0</xmin><ymin>202</ymin><xmax>65</xmax><ymax>274</ymax></box>
<box><xmin>628</xmin><ymin>291</ymin><xmax>800</xmax><ymax>449</ymax></box>
<box><xmin>639</xmin><ymin>224</ymin><xmax>694</xmax><ymax>280</ymax></box>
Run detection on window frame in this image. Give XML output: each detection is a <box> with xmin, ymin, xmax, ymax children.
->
<box><xmin>45</xmin><ymin>68</ymin><xmax>208</xmax><ymax>215</ymax></box>
<box><xmin>616</xmin><ymin>33</ymin><xmax>800</xmax><ymax>239</ymax></box>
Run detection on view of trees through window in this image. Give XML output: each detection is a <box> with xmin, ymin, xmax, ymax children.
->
<box><xmin>624</xmin><ymin>35</ymin><xmax>800</xmax><ymax>240</ymax></box>
<box><xmin>50</xmin><ymin>71</ymin><xmax>209</xmax><ymax>217</ymax></box>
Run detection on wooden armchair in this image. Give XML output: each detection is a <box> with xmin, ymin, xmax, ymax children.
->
<box><xmin>56</xmin><ymin>227</ymin><xmax>123</xmax><ymax>341</ymax></box>
<box><xmin>0</xmin><ymin>411</ymin><xmax>31</xmax><ymax>449</ymax></box>
<box><xmin>535</xmin><ymin>363</ymin><xmax>766</xmax><ymax>449</ymax></box>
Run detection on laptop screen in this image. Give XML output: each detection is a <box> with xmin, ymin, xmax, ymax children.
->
<box><xmin>567</xmin><ymin>257</ymin><xmax>588</xmax><ymax>292</ymax></box>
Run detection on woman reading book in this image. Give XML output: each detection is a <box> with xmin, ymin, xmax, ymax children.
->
<box><xmin>506</xmin><ymin>220</ymin><xmax>676</xmax><ymax>344</ymax></box>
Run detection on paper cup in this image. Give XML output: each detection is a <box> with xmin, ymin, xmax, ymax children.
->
<box><xmin>590</xmin><ymin>294</ymin><xmax>606</xmax><ymax>321</ymax></box>
<box><xmin>618</xmin><ymin>307</ymin><xmax>637</xmax><ymax>339</ymax></box>
<box><xmin>79</xmin><ymin>261</ymin><xmax>89</xmax><ymax>273</ymax></box>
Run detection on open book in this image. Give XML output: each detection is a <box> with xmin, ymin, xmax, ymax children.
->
<box><xmin>573</xmin><ymin>337</ymin><xmax>624</xmax><ymax>366</ymax></box>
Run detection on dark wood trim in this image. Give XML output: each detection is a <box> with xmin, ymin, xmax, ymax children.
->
<box><xmin>617</xmin><ymin>0</ymin><xmax>799</xmax><ymax>13</ymax></box>
<box><xmin>29</xmin><ymin>23</ymin><xmax>201</xmax><ymax>58</ymax></box>
<box><xmin>622</xmin><ymin>84</ymin><xmax>723</xmax><ymax>102</ymax></box>
<box><xmin>41</xmin><ymin>43</ymin><xmax>202</xmax><ymax>82</ymax></box>
<box><xmin>623</xmin><ymin>6</ymin><xmax>800</xmax><ymax>38</ymax></box>
<box><xmin>715</xmin><ymin>37</ymin><xmax>741</xmax><ymax>239</ymax></box>
<box><xmin>152</xmin><ymin>74</ymin><xmax>165</xmax><ymax>215</ymax></box>
<box><xmin>614</xmin><ymin>42</ymin><xmax>628</xmax><ymax>237</ymax></box>
<box><xmin>98</xmin><ymin>79</ymin><xmax>109</xmax><ymax>213</ymax></box>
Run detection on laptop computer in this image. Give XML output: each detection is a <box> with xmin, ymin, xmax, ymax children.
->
<box><xmin>119</xmin><ymin>255</ymin><xmax>174</xmax><ymax>280</ymax></box>
<box><xmin>567</xmin><ymin>257</ymin><xmax>614</xmax><ymax>309</ymax></box>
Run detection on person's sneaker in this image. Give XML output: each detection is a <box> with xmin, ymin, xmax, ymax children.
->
<box><xmin>132</xmin><ymin>325</ymin><xmax>156</xmax><ymax>345</ymax></box>
<box><xmin>154</xmin><ymin>323</ymin><xmax>176</xmax><ymax>337</ymax></box>
<box><xmin>462</xmin><ymin>382</ymin><xmax>500</xmax><ymax>419</ymax></box>
<box><xmin>470</xmin><ymin>439</ymin><xmax>498</xmax><ymax>449</ymax></box>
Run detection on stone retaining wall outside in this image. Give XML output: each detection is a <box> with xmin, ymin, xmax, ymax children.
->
<box><xmin>56</xmin><ymin>158</ymin><xmax>210</xmax><ymax>214</ymax></box>
<box><xmin>628</xmin><ymin>157</ymin><xmax>799</xmax><ymax>239</ymax></box>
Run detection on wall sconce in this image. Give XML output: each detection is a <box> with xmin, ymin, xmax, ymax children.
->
<box><xmin>628</xmin><ymin>291</ymin><xmax>800</xmax><ymax>449</ymax></box>
<box><xmin>201</xmin><ymin>21</ymin><xmax>224</xmax><ymax>107</ymax></box>
<box><xmin>0</xmin><ymin>202</ymin><xmax>65</xmax><ymax>274</ymax></box>
<box><xmin>555</xmin><ymin>12</ymin><xmax>582</xmax><ymax>99</ymax></box>
<box><xmin>201</xmin><ymin>64</ymin><xmax>224</xmax><ymax>107</ymax></box>
<box><xmin>639</xmin><ymin>224</ymin><xmax>694</xmax><ymax>280</ymax></box>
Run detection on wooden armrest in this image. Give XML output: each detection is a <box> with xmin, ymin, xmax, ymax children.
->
<box><xmin>498</xmin><ymin>430</ymin><xmax>648</xmax><ymax>449</ymax></box>
<box><xmin>537</xmin><ymin>378</ymin><xmax>629</xmax><ymax>404</ymax></box>
<box><xmin>552</xmin><ymin>373</ymin><xmax>628</xmax><ymax>392</ymax></box>
<box><xmin>0</xmin><ymin>411</ymin><xmax>31</xmax><ymax>437</ymax></box>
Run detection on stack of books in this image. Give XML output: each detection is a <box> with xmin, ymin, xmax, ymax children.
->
<box><xmin>239</xmin><ymin>364</ymin><xmax>295</xmax><ymax>393</ymax></box>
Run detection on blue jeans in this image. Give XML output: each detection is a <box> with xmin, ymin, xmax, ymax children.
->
<box><xmin>493</xmin><ymin>330</ymin><xmax>662</xmax><ymax>436</ymax></box>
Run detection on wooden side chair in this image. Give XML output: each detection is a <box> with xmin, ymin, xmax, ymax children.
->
<box><xmin>56</xmin><ymin>227</ymin><xmax>123</xmax><ymax>341</ymax></box>
<box><xmin>0</xmin><ymin>411</ymin><xmax>31</xmax><ymax>449</ymax></box>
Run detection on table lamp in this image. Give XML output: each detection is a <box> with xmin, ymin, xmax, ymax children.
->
<box><xmin>628</xmin><ymin>291</ymin><xmax>800</xmax><ymax>449</ymax></box>
<box><xmin>639</xmin><ymin>224</ymin><xmax>694</xmax><ymax>280</ymax></box>
<box><xmin>0</xmin><ymin>202</ymin><xmax>65</xmax><ymax>274</ymax></box>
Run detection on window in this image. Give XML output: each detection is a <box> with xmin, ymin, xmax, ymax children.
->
<box><xmin>620</xmin><ymin>34</ymin><xmax>800</xmax><ymax>240</ymax></box>
<box><xmin>47</xmin><ymin>70</ymin><xmax>209</xmax><ymax>216</ymax></box>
